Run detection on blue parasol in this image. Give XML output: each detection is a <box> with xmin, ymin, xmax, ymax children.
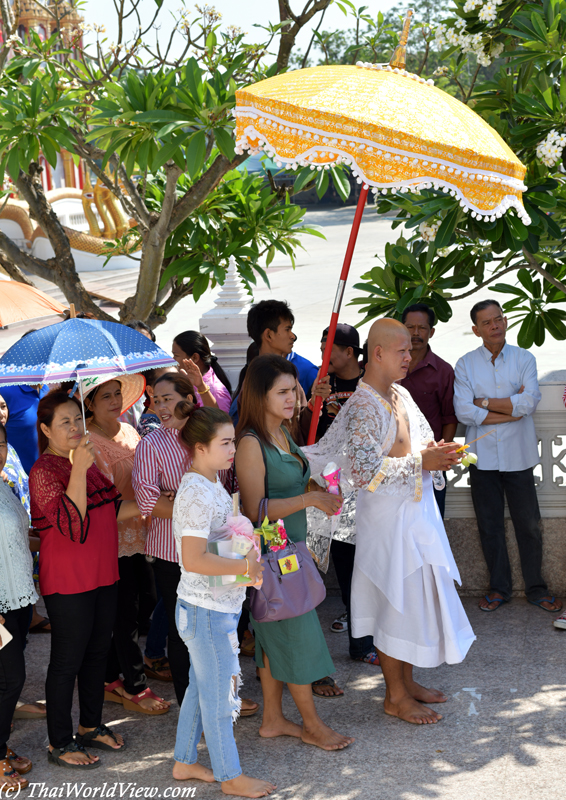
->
<box><xmin>0</xmin><ymin>318</ymin><xmax>176</xmax><ymax>434</ymax></box>
<box><xmin>0</xmin><ymin>318</ymin><xmax>175</xmax><ymax>386</ymax></box>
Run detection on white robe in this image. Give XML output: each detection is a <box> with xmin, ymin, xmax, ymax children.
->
<box><xmin>305</xmin><ymin>380</ymin><xmax>475</xmax><ymax>669</ymax></box>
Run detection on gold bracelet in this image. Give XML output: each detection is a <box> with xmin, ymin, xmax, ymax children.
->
<box><xmin>243</xmin><ymin>557</ymin><xmax>250</xmax><ymax>578</ymax></box>
<box><xmin>199</xmin><ymin>383</ymin><xmax>210</xmax><ymax>395</ymax></box>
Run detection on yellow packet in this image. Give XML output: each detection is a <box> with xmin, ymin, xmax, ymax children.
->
<box><xmin>278</xmin><ymin>554</ymin><xmax>299</xmax><ymax>575</ymax></box>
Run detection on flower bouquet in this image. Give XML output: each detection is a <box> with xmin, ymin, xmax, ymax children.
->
<box><xmin>207</xmin><ymin>511</ymin><xmax>261</xmax><ymax>595</ymax></box>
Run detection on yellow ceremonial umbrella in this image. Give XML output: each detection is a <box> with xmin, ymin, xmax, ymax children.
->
<box><xmin>234</xmin><ymin>12</ymin><xmax>529</xmax><ymax>442</ymax></box>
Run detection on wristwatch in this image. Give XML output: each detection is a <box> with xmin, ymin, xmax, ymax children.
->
<box><xmin>481</xmin><ymin>398</ymin><xmax>489</xmax><ymax>409</ymax></box>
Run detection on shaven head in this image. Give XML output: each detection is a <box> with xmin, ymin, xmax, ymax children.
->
<box><xmin>365</xmin><ymin>318</ymin><xmax>412</xmax><ymax>387</ymax></box>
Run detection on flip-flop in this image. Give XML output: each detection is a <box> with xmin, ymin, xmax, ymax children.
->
<box><xmin>29</xmin><ymin>617</ymin><xmax>51</xmax><ymax>634</ymax></box>
<box><xmin>7</xmin><ymin>748</ymin><xmax>32</xmax><ymax>775</ymax></box>
<box><xmin>529</xmin><ymin>595</ymin><xmax>562</xmax><ymax>612</ymax></box>
<box><xmin>355</xmin><ymin>651</ymin><xmax>380</xmax><ymax>666</ymax></box>
<box><xmin>479</xmin><ymin>595</ymin><xmax>507</xmax><ymax>612</ymax></box>
<box><xmin>75</xmin><ymin>724</ymin><xmax>125</xmax><ymax>752</ymax></box>
<box><xmin>312</xmin><ymin>676</ymin><xmax>344</xmax><ymax>699</ymax></box>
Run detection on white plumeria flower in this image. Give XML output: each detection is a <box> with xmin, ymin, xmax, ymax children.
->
<box><xmin>536</xmin><ymin>129</ymin><xmax>566</xmax><ymax>168</ymax></box>
<box><xmin>479</xmin><ymin>2</ymin><xmax>497</xmax><ymax>22</ymax></box>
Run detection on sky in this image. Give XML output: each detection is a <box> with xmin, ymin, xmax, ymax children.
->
<box><xmin>82</xmin><ymin>0</ymin><xmax>398</xmax><ymax>61</ymax></box>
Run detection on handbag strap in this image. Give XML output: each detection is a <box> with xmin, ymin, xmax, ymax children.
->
<box><xmin>241</xmin><ymin>432</ymin><xmax>269</xmax><ymax>524</ymax></box>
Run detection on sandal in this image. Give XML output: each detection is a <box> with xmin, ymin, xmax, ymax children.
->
<box><xmin>312</xmin><ymin>676</ymin><xmax>344</xmax><ymax>699</ymax></box>
<box><xmin>355</xmin><ymin>651</ymin><xmax>380</xmax><ymax>666</ymax></box>
<box><xmin>331</xmin><ymin>612</ymin><xmax>348</xmax><ymax>633</ymax></box>
<box><xmin>75</xmin><ymin>724</ymin><xmax>125</xmax><ymax>752</ymax></box>
<box><xmin>13</xmin><ymin>700</ymin><xmax>46</xmax><ymax>719</ymax></box>
<box><xmin>47</xmin><ymin>742</ymin><xmax>100</xmax><ymax>769</ymax></box>
<box><xmin>479</xmin><ymin>594</ymin><xmax>507</xmax><ymax>612</ymax></box>
<box><xmin>529</xmin><ymin>595</ymin><xmax>563</xmax><ymax>612</ymax></box>
<box><xmin>0</xmin><ymin>758</ymin><xmax>29</xmax><ymax>792</ymax></box>
<box><xmin>7</xmin><ymin>748</ymin><xmax>32</xmax><ymax>775</ymax></box>
<box><xmin>240</xmin><ymin>631</ymin><xmax>255</xmax><ymax>658</ymax></box>
<box><xmin>29</xmin><ymin>616</ymin><xmax>51</xmax><ymax>634</ymax></box>
<box><xmin>122</xmin><ymin>687</ymin><xmax>170</xmax><ymax>716</ymax></box>
<box><xmin>104</xmin><ymin>679</ymin><xmax>125</xmax><ymax>705</ymax></box>
<box><xmin>239</xmin><ymin>699</ymin><xmax>260</xmax><ymax>717</ymax></box>
<box><xmin>144</xmin><ymin>656</ymin><xmax>173</xmax><ymax>682</ymax></box>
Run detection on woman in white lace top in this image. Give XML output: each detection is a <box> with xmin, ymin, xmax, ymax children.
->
<box><xmin>0</xmin><ymin>422</ymin><xmax>38</xmax><ymax>791</ymax></box>
<box><xmin>171</xmin><ymin>403</ymin><xmax>275</xmax><ymax>799</ymax></box>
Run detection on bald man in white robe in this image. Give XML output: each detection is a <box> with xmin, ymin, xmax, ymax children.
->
<box><xmin>306</xmin><ymin>319</ymin><xmax>475</xmax><ymax>724</ymax></box>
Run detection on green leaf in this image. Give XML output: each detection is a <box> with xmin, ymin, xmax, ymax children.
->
<box><xmin>434</xmin><ymin>207</ymin><xmax>459</xmax><ymax>249</ymax></box>
<box><xmin>186</xmin><ymin>130</ymin><xmax>207</xmax><ymax>178</ymax></box>
<box><xmin>330</xmin><ymin>167</ymin><xmax>350</xmax><ymax>202</ymax></box>
<box><xmin>214</xmin><ymin>127</ymin><xmax>235</xmax><ymax>160</ymax></box>
<box><xmin>151</xmin><ymin>138</ymin><xmax>181</xmax><ymax>171</ymax></box>
<box><xmin>292</xmin><ymin>168</ymin><xmax>315</xmax><ymax>194</ymax></box>
<box><xmin>315</xmin><ymin>170</ymin><xmax>329</xmax><ymax>198</ymax></box>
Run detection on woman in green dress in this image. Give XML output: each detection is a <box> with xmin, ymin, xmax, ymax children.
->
<box><xmin>235</xmin><ymin>355</ymin><xmax>354</xmax><ymax>752</ymax></box>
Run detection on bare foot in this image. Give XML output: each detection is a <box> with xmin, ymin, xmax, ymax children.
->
<box><xmin>405</xmin><ymin>678</ymin><xmax>447</xmax><ymax>704</ymax></box>
<box><xmin>312</xmin><ymin>677</ymin><xmax>344</xmax><ymax>698</ymax></box>
<box><xmin>16</xmin><ymin>702</ymin><xmax>46</xmax><ymax>716</ymax></box>
<box><xmin>172</xmin><ymin>761</ymin><xmax>215</xmax><ymax>782</ymax></box>
<box><xmin>221</xmin><ymin>774</ymin><xmax>276</xmax><ymax>798</ymax></box>
<box><xmin>49</xmin><ymin>746</ymin><xmax>99</xmax><ymax>765</ymax></box>
<box><xmin>259</xmin><ymin>717</ymin><xmax>302</xmax><ymax>739</ymax></box>
<box><xmin>384</xmin><ymin>695</ymin><xmax>442</xmax><ymax>724</ymax></box>
<box><xmin>478</xmin><ymin>592</ymin><xmax>506</xmax><ymax>611</ymax></box>
<box><xmin>301</xmin><ymin>722</ymin><xmax>355</xmax><ymax>751</ymax></box>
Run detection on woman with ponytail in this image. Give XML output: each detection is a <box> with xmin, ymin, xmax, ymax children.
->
<box><xmin>172</xmin><ymin>331</ymin><xmax>232</xmax><ymax>413</ymax></box>
<box><xmin>171</xmin><ymin>403</ymin><xmax>274</xmax><ymax>798</ymax></box>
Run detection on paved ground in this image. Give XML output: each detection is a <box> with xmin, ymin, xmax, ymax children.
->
<box><xmin>12</xmin><ymin>595</ymin><xmax>566</xmax><ymax>800</ymax></box>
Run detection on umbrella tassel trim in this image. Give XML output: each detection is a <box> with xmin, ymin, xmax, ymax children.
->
<box><xmin>235</xmin><ymin>116</ymin><xmax>530</xmax><ymax>224</ymax></box>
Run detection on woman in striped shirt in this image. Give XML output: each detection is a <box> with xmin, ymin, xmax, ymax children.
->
<box><xmin>132</xmin><ymin>373</ymin><xmax>246</xmax><ymax>710</ymax></box>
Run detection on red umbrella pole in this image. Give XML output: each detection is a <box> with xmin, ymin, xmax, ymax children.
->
<box><xmin>307</xmin><ymin>183</ymin><xmax>369</xmax><ymax>445</ymax></box>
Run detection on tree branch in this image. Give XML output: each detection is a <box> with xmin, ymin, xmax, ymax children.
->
<box><xmin>449</xmin><ymin>263</ymin><xmax>520</xmax><ymax>300</ymax></box>
<box><xmin>522</xmin><ymin>246</ymin><xmax>566</xmax><ymax>295</ymax></box>
<box><xmin>168</xmin><ymin>152</ymin><xmax>248</xmax><ymax>234</ymax></box>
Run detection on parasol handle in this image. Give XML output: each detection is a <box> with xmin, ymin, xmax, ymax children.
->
<box><xmin>307</xmin><ymin>184</ymin><xmax>369</xmax><ymax>445</ymax></box>
<box><xmin>69</xmin><ymin>303</ymin><xmax>76</xmax><ymax>319</ymax></box>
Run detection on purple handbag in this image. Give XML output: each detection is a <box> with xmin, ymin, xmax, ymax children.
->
<box><xmin>245</xmin><ymin>432</ymin><xmax>326</xmax><ymax>623</ymax></box>
<box><xmin>249</xmin><ymin>539</ymin><xmax>327</xmax><ymax>623</ymax></box>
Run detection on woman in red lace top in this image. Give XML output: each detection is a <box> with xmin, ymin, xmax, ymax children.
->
<box><xmin>85</xmin><ymin>376</ymin><xmax>170</xmax><ymax>716</ymax></box>
<box><xmin>29</xmin><ymin>392</ymin><xmax>141</xmax><ymax>770</ymax></box>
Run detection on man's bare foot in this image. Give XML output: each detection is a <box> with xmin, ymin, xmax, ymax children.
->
<box><xmin>312</xmin><ymin>677</ymin><xmax>344</xmax><ymax>698</ymax></box>
<box><xmin>259</xmin><ymin>717</ymin><xmax>302</xmax><ymax>739</ymax></box>
<box><xmin>221</xmin><ymin>774</ymin><xmax>276</xmax><ymax>798</ymax></box>
<box><xmin>172</xmin><ymin>761</ymin><xmax>215</xmax><ymax>782</ymax></box>
<box><xmin>384</xmin><ymin>695</ymin><xmax>442</xmax><ymax>724</ymax></box>
<box><xmin>405</xmin><ymin>678</ymin><xmax>447</xmax><ymax>704</ymax></box>
<box><xmin>478</xmin><ymin>592</ymin><xmax>506</xmax><ymax>611</ymax></box>
<box><xmin>301</xmin><ymin>722</ymin><xmax>355</xmax><ymax>751</ymax></box>
<box><xmin>48</xmin><ymin>746</ymin><xmax>99</xmax><ymax>765</ymax></box>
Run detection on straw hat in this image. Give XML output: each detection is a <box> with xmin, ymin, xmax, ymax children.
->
<box><xmin>80</xmin><ymin>371</ymin><xmax>145</xmax><ymax>414</ymax></box>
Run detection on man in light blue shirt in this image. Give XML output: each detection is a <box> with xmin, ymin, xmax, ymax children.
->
<box><xmin>454</xmin><ymin>299</ymin><xmax>561</xmax><ymax>614</ymax></box>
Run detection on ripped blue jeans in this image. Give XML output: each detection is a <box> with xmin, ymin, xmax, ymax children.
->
<box><xmin>174</xmin><ymin>599</ymin><xmax>242</xmax><ymax>782</ymax></box>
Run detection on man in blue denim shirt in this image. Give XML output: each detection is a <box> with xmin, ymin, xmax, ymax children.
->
<box><xmin>454</xmin><ymin>299</ymin><xmax>561</xmax><ymax>614</ymax></box>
